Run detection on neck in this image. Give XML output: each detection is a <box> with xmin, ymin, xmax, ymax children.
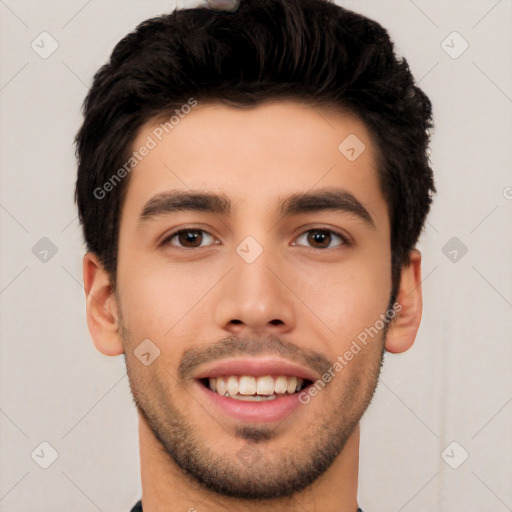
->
<box><xmin>138</xmin><ymin>412</ymin><xmax>360</xmax><ymax>512</ymax></box>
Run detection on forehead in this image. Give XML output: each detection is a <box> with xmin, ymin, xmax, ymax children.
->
<box><xmin>120</xmin><ymin>100</ymin><xmax>386</xmax><ymax>226</ymax></box>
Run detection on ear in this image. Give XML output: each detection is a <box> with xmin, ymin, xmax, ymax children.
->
<box><xmin>82</xmin><ymin>252</ymin><xmax>124</xmax><ymax>356</ymax></box>
<box><xmin>384</xmin><ymin>249</ymin><xmax>423</xmax><ymax>354</ymax></box>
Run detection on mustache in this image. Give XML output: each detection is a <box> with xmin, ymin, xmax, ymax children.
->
<box><xmin>178</xmin><ymin>334</ymin><xmax>332</xmax><ymax>380</ymax></box>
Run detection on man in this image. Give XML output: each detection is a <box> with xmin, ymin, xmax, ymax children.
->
<box><xmin>75</xmin><ymin>0</ymin><xmax>435</xmax><ymax>510</ymax></box>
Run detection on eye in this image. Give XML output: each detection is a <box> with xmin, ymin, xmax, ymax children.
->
<box><xmin>292</xmin><ymin>229</ymin><xmax>348</xmax><ymax>249</ymax></box>
<box><xmin>161</xmin><ymin>228</ymin><xmax>219</xmax><ymax>249</ymax></box>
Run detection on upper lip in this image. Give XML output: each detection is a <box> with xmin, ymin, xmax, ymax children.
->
<box><xmin>193</xmin><ymin>357</ymin><xmax>319</xmax><ymax>382</ymax></box>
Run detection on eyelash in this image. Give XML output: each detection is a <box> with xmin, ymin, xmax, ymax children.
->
<box><xmin>160</xmin><ymin>227</ymin><xmax>351</xmax><ymax>250</ymax></box>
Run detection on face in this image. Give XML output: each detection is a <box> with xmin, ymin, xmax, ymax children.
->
<box><xmin>114</xmin><ymin>100</ymin><xmax>393</xmax><ymax>498</ymax></box>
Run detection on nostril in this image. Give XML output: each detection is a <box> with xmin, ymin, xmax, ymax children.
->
<box><xmin>270</xmin><ymin>319</ymin><xmax>283</xmax><ymax>325</ymax></box>
<box><xmin>230</xmin><ymin>319</ymin><xmax>242</xmax><ymax>325</ymax></box>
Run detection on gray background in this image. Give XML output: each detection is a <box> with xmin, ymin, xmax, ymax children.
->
<box><xmin>1</xmin><ymin>1</ymin><xmax>511</xmax><ymax>511</ymax></box>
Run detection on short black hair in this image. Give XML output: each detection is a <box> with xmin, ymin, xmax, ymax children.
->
<box><xmin>75</xmin><ymin>0</ymin><xmax>435</xmax><ymax>297</ymax></box>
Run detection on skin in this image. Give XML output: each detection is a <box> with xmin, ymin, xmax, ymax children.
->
<box><xmin>83</xmin><ymin>100</ymin><xmax>423</xmax><ymax>512</ymax></box>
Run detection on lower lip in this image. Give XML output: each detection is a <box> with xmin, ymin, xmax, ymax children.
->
<box><xmin>196</xmin><ymin>380</ymin><xmax>305</xmax><ymax>423</ymax></box>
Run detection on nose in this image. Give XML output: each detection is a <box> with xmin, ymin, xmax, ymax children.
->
<box><xmin>214</xmin><ymin>249</ymin><xmax>297</xmax><ymax>337</ymax></box>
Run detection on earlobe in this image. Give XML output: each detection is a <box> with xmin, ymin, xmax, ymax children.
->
<box><xmin>384</xmin><ymin>249</ymin><xmax>423</xmax><ymax>354</ymax></box>
<box><xmin>82</xmin><ymin>252</ymin><xmax>124</xmax><ymax>356</ymax></box>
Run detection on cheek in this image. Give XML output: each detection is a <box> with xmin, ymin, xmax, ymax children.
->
<box><xmin>290</xmin><ymin>255</ymin><xmax>392</xmax><ymax>342</ymax></box>
<box><xmin>117</xmin><ymin>258</ymin><xmax>224</xmax><ymax>341</ymax></box>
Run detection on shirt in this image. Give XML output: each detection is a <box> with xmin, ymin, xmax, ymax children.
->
<box><xmin>130</xmin><ymin>501</ymin><xmax>364</xmax><ymax>511</ymax></box>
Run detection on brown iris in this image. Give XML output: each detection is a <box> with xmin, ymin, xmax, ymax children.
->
<box><xmin>306</xmin><ymin>229</ymin><xmax>333</xmax><ymax>249</ymax></box>
<box><xmin>178</xmin><ymin>230</ymin><xmax>203</xmax><ymax>248</ymax></box>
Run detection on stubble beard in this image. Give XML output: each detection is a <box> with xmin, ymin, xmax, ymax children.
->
<box><xmin>121</xmin><ymin>324</ymin><xmax>385</xmax><ymax>500</ymax></box>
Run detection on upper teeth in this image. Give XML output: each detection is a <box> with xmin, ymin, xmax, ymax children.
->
<box><xmin>209</xmin><ymin>375</ymin><xmax>304</xmax><ymax>397</ymax></box>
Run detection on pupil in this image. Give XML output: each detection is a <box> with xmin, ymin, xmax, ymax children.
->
<box><xmin>309</xmin><ymin>230</ymin><xmax>330</xmax><ymax>248</ymax></box>
<box><xmin>180</xmin><ymin>230</ymin><xmax>202</xmax><ymax>247</ymax></box>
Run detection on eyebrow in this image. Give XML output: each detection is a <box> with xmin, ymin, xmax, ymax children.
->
<box><xmin>138</xmin><ymin>188</ymin><xmax>375</xmax><ymax>229</ymax></box>
<box><xmin>279</xmin><ymin>189</ymin><xmax>375</xmax><ymax>228</ymax></box>
<box><xmin>139</xmin><ymin>191</ymin><xmax>231</xmax><ymax>223</ymax></box>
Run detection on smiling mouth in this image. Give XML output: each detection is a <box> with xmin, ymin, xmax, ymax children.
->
<box><xmin>199</xmin><ymin>375</ymin><xmax>312</xmax><ymax>401</ymax></box>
